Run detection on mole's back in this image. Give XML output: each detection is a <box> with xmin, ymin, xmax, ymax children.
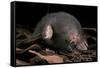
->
<box><xmin>33</xmin><ymin>12</ymin><xmax>82</xmax><ymax>37</ymax></box>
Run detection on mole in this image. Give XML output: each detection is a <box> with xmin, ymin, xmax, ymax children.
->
<box><xmin>26</xmin><ymin>12</ymin><xmax>88</xmax><ymax>54</ymax></box>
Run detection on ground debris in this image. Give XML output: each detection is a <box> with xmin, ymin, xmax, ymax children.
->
<box><xmin>16</xmin><ymin>25</ymin><xmax>97</xmax><ymax>65</ymax></box>
<box><xmin>29</xmin><ymin>50</ymin><xmax>64</xmax><ymax>64</ymax></box>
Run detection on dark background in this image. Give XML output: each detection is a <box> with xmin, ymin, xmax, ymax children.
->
<box><xmin>15</xmin><ymin>1</ymin><xmax>97</xmax><ymax>28</ymax></box>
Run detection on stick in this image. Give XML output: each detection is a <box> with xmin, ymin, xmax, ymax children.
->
<box><xmin>17</xmin><ymin>33</ymin><xmax>41</xmax><ymax>47</ymax></box>
<box><xmin>16</xmin><ymin>59</ymin><xmax>31</xmax><ymax>65</ymax></box>
<box><xmin>21</xmin><ymin>44</ymin><xmax>41</xmax><ymax>53</ymax></box>
<box><xmin>16</xmin><ymin>48</ymin><xmax>23</xmax><ymax>53</ymax></box>
<box><xmin>82</xmin><ymin>28</ymin><xmax>96</xmax><ymax>32</ymax></box>
<box><xmin>29</xmin><ymin>50</ymin><xmax>44</xmax><ymax>59</ymax></box>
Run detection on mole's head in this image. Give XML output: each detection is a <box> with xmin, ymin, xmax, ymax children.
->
<box><xmin>68</xmin><ymin>32</ymin><xmax>88</xmax><ymax>50</ymax></box>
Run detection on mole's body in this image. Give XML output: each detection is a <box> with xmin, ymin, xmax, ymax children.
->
<box><xmin>32</xmin><ymin>12</ymin><xmax>88</xmax><ymax>53</ymax></box>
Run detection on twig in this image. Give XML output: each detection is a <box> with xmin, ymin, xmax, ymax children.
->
<box><xmin>16</xmin><ymin>59</ymin><xmax>31</xmax><ymax>65</ymax></box>
<box><xmin>17</xmin><ymin>33</ymin><xmax>41</xmax><ymax>47</ymax></box>
<box><xmin>82</xmin><ymin>28</ymin><xmax>96</xmax><ymax>32</ymax></box>
<box><xmin>16</xmin><ymin>34</ymin><xmax>22</xmax><ymax>38</ymax></box>
<box><xmin>21</xmin><ymin>44</ymin><xmax>41</xmax><ymax>53</ymax></box>
<box><xmin>16</xmin><ymin>48</ymin><xmax>23</xmax><ymax>53</ymax></box>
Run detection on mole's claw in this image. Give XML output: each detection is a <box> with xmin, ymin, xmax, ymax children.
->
<box><xmin>84</xmin><ymin>40</ymin><xmax>88</xmax><ymax>47</ymax></box>
<box><xmin>76</xmin><ymin>40</ymin><xmax>88</xmax><ymax>50</ymax></box>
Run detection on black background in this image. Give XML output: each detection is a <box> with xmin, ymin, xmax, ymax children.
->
<box><xmin>15</xmin><ymin>1</ymin><xmax>97</xmax><ymax>28</ymax></box>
